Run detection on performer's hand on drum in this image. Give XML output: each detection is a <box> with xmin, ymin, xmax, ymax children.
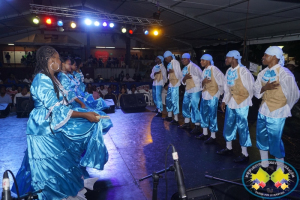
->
<box><xmin>221</xmin><ymin>102</ymin><xmax>226</xmax><ymax>112</ymax></box>
<box><xmin>85</xmin><ymin>112</ymin><xmax>100</xmax><ymax>122</ymax></box>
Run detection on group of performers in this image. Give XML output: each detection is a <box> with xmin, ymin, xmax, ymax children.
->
<box><xmin>12</xmin><ymin>46</ymin><xmax>113</xmax><ymax>200</ymax></box>
<box><xmin>151</xmin><ymin>46</ymin><xmax>299</xmax><ymax>168</ymax></box>
<box><xmin>8</xmin><ymin>45</ymin><xmax>299</xmax><ymax>200</ymax></box>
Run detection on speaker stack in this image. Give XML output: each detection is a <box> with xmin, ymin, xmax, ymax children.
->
<box><xmin>120</xmin><ymin>93</ymin><xmax>147</xmax><ymax>111</ymax></box>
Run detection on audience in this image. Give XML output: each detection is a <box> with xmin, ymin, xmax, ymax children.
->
<box><xmin>14</xmin><ymin>86</ymin><xmax>30</xmax><ymax>106</ymax></box>
<box><xmin>109</xmin><ymin>76</ymin><xmax>116</xmax><ymax>82</ymax></box>
<box><xmin>128</xmin><ymin>86</ymin><xmax>138</xmax><ymax>94</ymax></box>
<box><xmin>123</xmin><ymin>73</ymin><xmax>135</xmax><ymax>82</ymax></box>
<box><xmin>99</xmin><ymin>85</ymin><xmax>108</xmax><ymax>96</ymax></box>
<box><xmin>5</xmin><ymin>73</ymin><xmax>18</xmax><ymax>84</ymax></box>
<box><xmin>104</xmin><ymin>87</ymin><xmax>117</xmax><ymax>105</ymax></box>
<box><xmin>84</xmin><ymin>74</ymin><xmax>94</xmax><ymax>83</ymax></box>
<box><xmin>0</xmin><ymin>86</ymin><xmax>12</xmax><ymax>105</ymax></box>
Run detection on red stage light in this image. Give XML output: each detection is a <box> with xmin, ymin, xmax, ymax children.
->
<box><xmin>129</xmin><ymin>30</ymin><xmax>133</xmax><ymax>34</ymax></box>
<box><xmin>46</xmin><ymin>18</ymin><xmax>52</xmax><ymax>25</ymax></box>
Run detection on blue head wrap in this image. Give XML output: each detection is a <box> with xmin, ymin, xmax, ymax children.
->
<box><xmin>226</xmin><ymin>50</ymin><xmax>245</xmax><ymax>67</ymax></box>
<box><xmin>157</xmin><ymin>56</ymin><xmax>164</xmax><ymax>63</ymax></box>
<box><xmin>265</xmin><ymin>46</ymin><xmax>285</xmax><ymax>66</ymax></box>
<box><xmin>201</xmin><ymin>54</ymin><xmax>214</xmax><ymax>66</ymax></box>
<box><xmin>182</xmin><ymin>53</ymin><xmax>190</xmax><ymax>59</ymax></box>
<box><xmin>164</xmin><ymin>51</ymin><xmax>175</xmax><ymax>59</ymax></box>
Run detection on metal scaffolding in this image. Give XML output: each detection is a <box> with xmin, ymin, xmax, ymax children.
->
<box><xmin>30</xmin><ymin>4</ymin><xmax>163</xmax><ymax>26</ymax></box>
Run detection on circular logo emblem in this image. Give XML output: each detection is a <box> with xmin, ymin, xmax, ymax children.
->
<box><xmin>242</xmin><ymin>159</ymin><xmax>299</xmax><ymax>199</ymax></box>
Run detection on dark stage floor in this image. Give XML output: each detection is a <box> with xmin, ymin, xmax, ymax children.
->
<box><xmin>1</xmin><ymin>106</ymin><xmax>300</xmax><ymax>200</ymax></box>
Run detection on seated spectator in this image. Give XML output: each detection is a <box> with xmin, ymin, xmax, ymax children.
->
<box><xmin>109</xmin><ymin>76</ymin><xmax>116</xmax><ymax>82</ymax></box>
<box><xmin>0</xmin><ymin>86</ymin><xmax>12</xmax><ymax>117</ymax></box>
<box><xmin>17</xmin><ymin>86</ymin><xmax>22</xmax><ymax>93</ymax></box>
<box><xmin>14</xmin><ymin>86</ymin><xmax>30</xmax><ymax>106</ymax></box>
<box><xmin>104</xmin><ymin>87</ymin><xmax>117</xmax><ymax>105</ymax></box>
<box><xmin>123</xmin><ymin>73</ymin><xmax>135</xmax><ymax>82</ymax></box>
<box><xmin>119</xmin><ymin>71</ymin><xmax>124</xmax><ymax>82</ymax></box>
<box><xmin>88</xmin><ymin>85</ymin><xmax>101</xmax><ymax>100</ymax></box>
<box><xmin>128</xmin><ymin>86</ymin><xmax>138</xmax><ymax>94</ymax></box>
<box><xmin>7</xmin><ymin>85</ymin><xmax>18</xmax><ymax>96</ymax></box>
<box><xmin>5</xmin><ymin>73</ymin><xmax>18</xmax><ymax>84</ymax></box>
<box><xmin>99</xmin><ymin>85</ymin><xmax>108</xmax><ymax>96</ymax></box>
<box><xmin>111</xmin><ymin>85</ymin><xmax>119</xmax><ymax>95</ymax></box>
<box><xmin>95</xmin><ymin>74</ymin><xmax>104</xmax><ymax>83</ymax></box>
<box><xmin>23</xmin><ymin>74</ymin><xmax>32</xmax><ymax>84</ymax></box>
<box><xmin>84</xmin><ymin>73</ymin><xmax>94</xmax><ymax>83</ymax></box>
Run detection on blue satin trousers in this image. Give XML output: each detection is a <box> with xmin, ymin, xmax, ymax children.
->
<box><xmin>223</xmin><ymin>106</ymin><xmax>252</xmax><ymax>147</ymax></box>
<box><xmin>166</xmin><ymin>87</ymin><xmax>179</xmax><ymax>115</ymax></box>
<box><xmin>200</xmin><ymin>97</ymin><xmax>218</xmax><ymax>132</ymax></box>
<box><xmin>256</xmin><ymin>112</ymin><xmax>286</xmax><ymax>158</ymax></box>
<box><xmin>152</xmin><ymin>85</ymin><xmax>163</xmax><ymax>112</ymax></box>
<box><xmin>182</xmin><ymin>91</ymin><xmax>201</xmax><ymax>123</ymax></box>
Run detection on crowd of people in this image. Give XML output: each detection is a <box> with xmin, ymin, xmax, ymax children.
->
<box><xmin>150</xmin><ymin>47</ymin><xmax>299</xmax><ymax>172</ymax></box>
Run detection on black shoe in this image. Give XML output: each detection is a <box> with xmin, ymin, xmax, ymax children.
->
<box><xmin>204</xmin><ymin>137</ymin><xmax>216</xmax><ymax>144</ymax></box>
<box><xmin>163</xmin><ymin>117</ymin><xmax>172</xmax><ymax>122</ymax></box>
<box><xmin>216</xmin><ymin>148</ymin><xmax>233</xmax><ymax>155</ymax></box>
<box><xmin>155</xmin><ymin>112</ymin><xmax>162</xmax><ymax>117</ymax></box>
<box><xmin>170</xmin><ymin>120</ymin><xmax>179</xmax><ymax>125</ymax></box>
<box><xmin>234</xmin><ymin>154</ymin><xmax>249</xmax><ymax>163</ymax></box>
<box><xmin>195</xmin><ymin>134</ymin><xmax>209</xmax><ymax>140</ymax></box>
<box><xmin>152</xmin><ymin>108</ymin><xmax>158</xmax><ymax>113</ymax></box>
<box><xmin>178</xmin><ymin>123</ymin><xmax>190</xmax><ymax>129</ymax></box>
<box><xmin>190</xmin><ymin>125</ymin><xmax>201</xmax><ymax>135</ymax></box>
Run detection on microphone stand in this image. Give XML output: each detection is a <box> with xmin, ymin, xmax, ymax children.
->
<box><xmin>139</xmin><ymin>165</ymin><xmax>175</xmax><ymax>200</ymax></box>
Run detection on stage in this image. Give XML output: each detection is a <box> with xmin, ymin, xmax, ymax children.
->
<box><xmin>1</xmin><ymin>106</ymin><xmax>300</xmax><ymax>200</ymax></box>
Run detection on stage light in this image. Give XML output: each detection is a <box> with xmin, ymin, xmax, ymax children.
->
<box><xmin>129</xmin><ymin>29</ymin><xmax>133</xmax><ymax>35</ymax></box>
<box><xmin>70</xmin><ymin>22</ymin><xmax>76</xmax><ymax>28</ymax></box>
<box><xmin>109</xmin><ymin>23</ymin><xmax>114</xmax><ymax>28</ymax></box>
<box><xmin>33</xmin><ymin>17</ymin><xmax>39</xmax><ymax>24</ymax></box>
<box><xmin>57</xmin><ymin>20</ymin><xmax>63</xmax><ymax>27</ymax></box>
<box><xmin>46</xmin><ymin>18</ymin><xmax>52</xmax><ymax>25</ymax></box>
<box><xmin>103</xmin><ymin>22</ymin><xmax>107</xmax><ymax>27</ymax></box>
<box><xmin>154</xmin><ymin>30</ymin><xmax>159</xmax><ymax>36</ymax></box>
<box><xmin>143</xmin><ymin>29</ymin><xmax>149</xmax><ymax>35</ymax></box>
<box><xmin>85</xmin><ymin>19</ymin><xmax>92</xmax><ymax>25</ymax></box>
<box><xmin>94</xmin><ymin>21</ymin><xmax>100</xmax><ymax>26</ymax></box>
<box><xmin>121</xmin><ymin>27</ymin><xmax>127</xmax><ymax>33</ymax></box>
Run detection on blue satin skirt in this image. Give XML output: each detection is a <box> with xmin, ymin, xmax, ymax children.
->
<box><xmin>256</xmin><ymin>112</ymin><xmax>286</xmax><ymax>158</ymax></box>
<box><xmin>182</xmin><ymin>91</ymin><xmax>201</xmax><ymax>123</ymax></box>
<box><xmin>152</xmin><ymin>85</ymin><xmax>163</xmax><ymax>112</ymax></box>
<box><xmin>200</xmin><ymin>97</ymin><xmax>218</xmax><ymax>132</ymax></box>
<box><xmin>223</xmin><ymin>106</ymin><xmax>252</xmax><ymax>147</ymax></box>
<box><xmin>166</xmin><ymin>87</ymin><xmax>179</xmax><ymax>115</ymax></box>
<box><xmin>76</xmin><ymin>89</ymin><xmax>109</xmax><ymax>111</ymax></box>
<box><xmin>11</xmin><ymin>107</ymin><xmax>113</xmax><ymax>200</ymax></box>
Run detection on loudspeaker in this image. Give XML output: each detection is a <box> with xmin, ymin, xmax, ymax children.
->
<box><xmin>103</xmin><ymin>99</ymin><xmax>115</xmax><ymax>113</ymax></box>
<box><xmin>120</xmin><ymin>93</ymin><xmax>147</xmax><ymax>110</ymax></box>
<box><xmin>16</xmin><ymin>97</ymin><xmax>34</xmax><ymax>118</ymax></box>
<box><xmin>171</xmin><ymin>179</ymin><xmax>257</xmax><ymax>200</ymax></box>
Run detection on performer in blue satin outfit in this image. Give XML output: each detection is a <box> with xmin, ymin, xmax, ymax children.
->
<box><xmin>196</xmin><ymin>54</ymin><xmax>224</xmax><ymax>144</ymax></box>
<box><xmin>254</xmin><ymin>46</ymin><xmax>300</xmax><ymax>171</ymax></box>
<box><xmin>163</xmin><ymin>51</ymin><xmax>183</xmax><ymax>125</ymax></box>
<box><xmin>12</xmin><ymin>46</ymin><xmax>113</xmax><ymax>200</ymax></box>
<box><xmin>217</xmin><ymin>50</ymin><xmax>254</xmax><ymax>163</ymax></box>
<box><xmin>150</xmin><ymin>55</ymin><xmax>167</xmax><ymax>117</ymax></box>
<box><xmin>179</xmin><ymin>53</ymin><xmax>202</xmax><ymax>134</ymax></box>
<box><xmin>60</xmin><ymin>57</ymin><xmax>109</xmax><ymax>111</ymax></box>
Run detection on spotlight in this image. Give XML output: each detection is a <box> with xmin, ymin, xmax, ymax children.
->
<box><xmin>57</xmin><ymin>20</ymin><xmax>63</xmax><ymax>27</ymax></box>
<box><xmin>94</xmin><ymin>21</ymin><xmax>100</xmax><ymax>26</ymax></box>
<box><xmin>103</xmin><ymin>22</ymin><xmax>107</xmax><ymax>27</ymax></box>
<box><xmin>70</xmin><ymin>22</ymin><xmax>77</xmax><ymax>28</ymax></box>
<box><xmin>109</xmin><ymin>23</ymin><xmax>114</xmax><ymax>28</ymax></box>
<box><xmin>121</xmin><ymin>27</ymin><xmax>127</xmax><ymax>33</ymax></box>
<box><xmin>33</xmin><ymin>17</ymin><xmax>39</xmax><ymax>24</ymax></box>
<box><xmin>154</xmin><ymin>30</ymin><xmax>159</xmax><ymax>36</ymax></box>
<box><xmin>46</xmin><ymin>18</ymin><xmax>52</xmax><ymax>25</ymax></box>
<box><xmin>143</xmin><ymin>29</ymin><xmax>149</xmax><ymax>35</ymax></box>
<box><xmin>85</xmin><ymin>18</ymin><xmax>92</xmax><ymax>25</ymax></box>
<box><xmin>129</xmin><ymin>29</ymin><xmax>133</xmax><ymax>35</ymax></box>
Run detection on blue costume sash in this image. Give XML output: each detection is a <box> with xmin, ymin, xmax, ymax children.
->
<box><xmin>227</xmin><ymin>68</ymin><xmax>238</xmax><ymax>86</ymax></box>
<box><xmin>262</xmin><ymin>69</ymin><xmax>277</xmax><ymax>83</ymax></box>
